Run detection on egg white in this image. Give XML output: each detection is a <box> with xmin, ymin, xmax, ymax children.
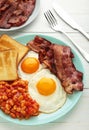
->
<box><xmin>28</xmin><ymin>69</ymin><xmax>67</xmax><ymax>113</ymax></box>
<box><xmin>18</xmin><ymin>51</ymin><xmax>45</xmax><ymax>81</ymax></box>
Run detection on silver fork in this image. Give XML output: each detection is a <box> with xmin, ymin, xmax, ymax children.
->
<box><xmin>44</xmin><ymin>10</ymin><xmax>89</xmax><ymax>63</ymax></box>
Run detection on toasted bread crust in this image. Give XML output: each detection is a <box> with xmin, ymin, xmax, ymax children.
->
<box><xmin>0</xmin><ymin>34</ymin><xmax>29</xmax><ymax>63</ymax></box>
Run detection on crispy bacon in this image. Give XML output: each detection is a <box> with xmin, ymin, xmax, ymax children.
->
<box><xmin>0</xmin><ymin>0</ymin><xmax>6</xmax><ymax>8</ymax></box>
<box><xmin>52</xmin><ymin>44</ymin><xmax>83</xmax><ymax>93</ymax></box>
<box><xmin>27</xmin><ymin>36</ymin><xmax>83</xmax><ymax>94</ymax></box>
<box><xmin>0</xmin><ymin>1</ymin><xmax>18</xmax><ymax>29</ymax></box>
<box><xmin>0</xmin><ymin>0</ymin><xmax>36</xmax><ymax>29</ymax></box>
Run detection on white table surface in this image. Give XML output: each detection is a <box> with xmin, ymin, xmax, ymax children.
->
<box><xmin>0</xmin><ymin>0</ymin><xmax>89</xmax><ymax>130</ymax></box>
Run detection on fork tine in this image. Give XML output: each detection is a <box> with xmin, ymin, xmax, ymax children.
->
<box><xmin>44</xmin><ymin>10</ymin><xmax>57</xmax><ymax>26</ymax></box>
<box><xmin>44</xmin><ymin>10</ymin><xmax>52</xmax><ymax>25</ymax></box>
<box><xmin>49</xmin><ymin>10</ymin><xmax>57</xmax><ymax>25</ymax></box>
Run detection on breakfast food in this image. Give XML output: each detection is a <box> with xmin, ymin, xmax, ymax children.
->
<box><xmin>52</xmin><ymin>44</ymin><xmax>83</xmax><ymax>94</ymax></box>
<box><xmin>27</xmin><ymin>35</ymin><xmax>83</xmax><ymax>94</ymax></box>
<box><xmin>0</xmin><ymin>44</ymin><xmax>9</xmax><ymax>50</ymax></box>
<box><xmin>0</xmin><ymin>49</ymin><xmax>18</xmax><ymax>81</ymax></box>
<box><xmin>0</xmin><ymin>34</ymin><xmax>29</xmax><ymax>63</ymax></box>
<box><xmin>0</xmin><ymin>34</ymin><xmax>29</xmax><ymax>81</ymax></box>
<box><xmin>0</xmin><ymin>79</ymin><xmax>39</xmax><ymax>119</ymax></box>
<box><xmin>29</xmin><ymin>69</ymin><xmax>66</xmax><ymax>113</ymax></box>
<box><xmin>0</xmin><ymin>0</ymin><xmax>36</xmax><ymax>29</ymax></box>
<box><xmin>0</xmin><ymin>34</ymin><xmax>84</xmax><ymax>121</ymax></box>
<box><xmin>18</xmin><ymin>47</ymin><xmax>66</xmax><ymax>113</ymax></box>
<box><xmin>18</xmin><ymin>51</ymin><xmax>45</xmax><ymax>80</ymax></box>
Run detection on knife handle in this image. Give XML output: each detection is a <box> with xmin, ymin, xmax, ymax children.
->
<box><xmin>77</xmin><ymin>27</ymin><xmax>89</xmax><ymax>40</ymax></box>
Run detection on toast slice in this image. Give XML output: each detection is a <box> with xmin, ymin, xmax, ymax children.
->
<box><xmin>0</xmin><ymin>49</ymin><xmax>18</xmax><ymax>81</ymax></box>
<box><xmin>0</xmin><ymin>44</ymin><xmax>9</xmax><ymax>51</ymax></box>
<box><xmin>0</xmin><ymin>34</ymin><xmax>29</xmax><ymax>63</ymax></box>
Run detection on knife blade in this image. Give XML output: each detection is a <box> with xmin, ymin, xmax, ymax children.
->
<box><xmin>52</xmin><ymin>1</ymin><xmax>89</xmax><ymax>40</ymax></box>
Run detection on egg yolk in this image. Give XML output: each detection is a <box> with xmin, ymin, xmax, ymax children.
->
<box><xmin>21</xmin><ymin>57</ymin><xmax>39</xmax><ymax>73</ymax></box>
<box><xmin>36</xmin><ymin>77</ymin><xmax>56</xmax><ymax>96</ymax></box>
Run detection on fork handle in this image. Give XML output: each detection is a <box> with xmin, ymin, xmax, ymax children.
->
<box><xmin>61</xmin><ymin>31</ymin><xmax>89</xmax><ymax>62</ymax></box>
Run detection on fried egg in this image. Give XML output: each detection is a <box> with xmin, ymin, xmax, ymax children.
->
<box><xmin>18</xmin><ymin>51</ymin><xmax>45</xmax><ymax>80</ymax></box>
<box><xmin>28</xmin><ymin>69</ymin><xmax>67</xmax><ymax>113</ymax></box>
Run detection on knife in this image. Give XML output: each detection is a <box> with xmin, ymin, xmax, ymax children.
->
<box><xmin>52</xmin><ymin>1</ymin><xmax>89</xmax><ymax>40</ymax></box>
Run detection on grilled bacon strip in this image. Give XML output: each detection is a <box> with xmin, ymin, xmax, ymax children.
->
<box><xmin>27</xmin><ymin>36</ymin><xmax>83</xmax><ymax>94</ymax></box>
<box><xmin>0</xmin><ymin>1</ymin><xmax>18</xmax><ymax>29</ymax></box>
<box><xmin>0</xmin><ymin>0</ymin><xmax>6</xmax><ymax>8</ymax></box>
<box><xmin>52</xmin><ymin>44</ymin><xmax>83</xmax><ymax>93</ymax></box>
<box><xmin>0</xmin><ymin>0</ymin><xmax>36</xmax><ymax>29</ymax></box>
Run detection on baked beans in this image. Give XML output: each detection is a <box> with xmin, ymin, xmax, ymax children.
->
<box><xmin>0</xmin><ymin>79</ymin><xmax>39</xmax><ymax>119</ymax></box>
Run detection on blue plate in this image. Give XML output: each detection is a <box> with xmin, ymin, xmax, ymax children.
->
<box><xmin>0</xmin><ymin>34</ymin><xmax>85</xmax><ymax>125</ymax></box>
